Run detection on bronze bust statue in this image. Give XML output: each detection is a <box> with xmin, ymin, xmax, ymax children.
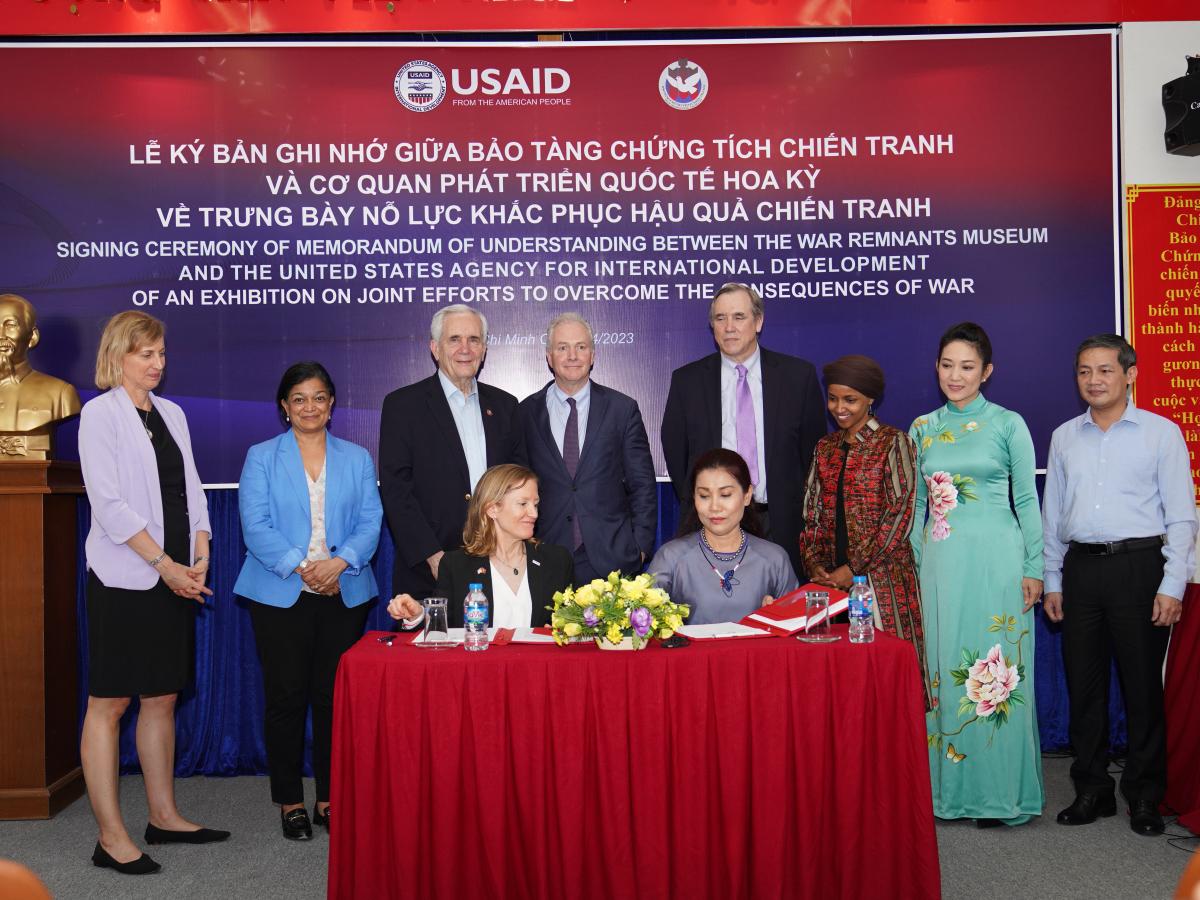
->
<box><xmin>0</xmin><ymin>294</ymin><xmax>81</xmax><ymax>459</ymax></box>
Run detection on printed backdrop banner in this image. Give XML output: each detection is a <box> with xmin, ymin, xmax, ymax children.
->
<box><xmin>1</xmin><ymin>35</ymin><xmax>1117</xmax><ymax>483</ymax></box>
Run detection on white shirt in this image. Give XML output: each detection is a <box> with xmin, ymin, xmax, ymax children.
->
<box><xmin>305</xmin><ymin>459</ymin><xmax>331</xmax><ymax>561</ymax></box>
<box><xmin>438</xmin><ymin>369</ymin><xmax>487</xmax><ymax>491</ymax></box>
<box><xmin>489</xmin><ymin>562</ymin><xmax>533</xmax><ymax>628</ymax></box>
<box><xmin>719</xmin><ymin>348</ymin><xmax>767</xmax><ymax>503</ymax></box>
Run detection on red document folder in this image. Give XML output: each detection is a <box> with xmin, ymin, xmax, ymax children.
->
<box><xmin>739</xmin><ymin>583</ymin><xmax>850</xmax><ymax>637</ymax></box>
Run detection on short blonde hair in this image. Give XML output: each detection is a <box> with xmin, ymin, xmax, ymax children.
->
<box><xmin>462</xmin><ymin>464</ymin><xmax>540</xmax><ymax>557</ymax></box>
<box><xmin>94</xmin><ymin>311</ymin><xmax>165</xmax><ymax>389</ymax></box>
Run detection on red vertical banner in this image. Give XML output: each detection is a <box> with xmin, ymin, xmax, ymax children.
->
<box><xmin>1127</xmin><ymin>184</ymin><xmax>1200</xmax><ymax>502</ymax></box>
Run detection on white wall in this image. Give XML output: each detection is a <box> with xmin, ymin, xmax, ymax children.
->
<box><xmin>1122</xmin><ymin>21</ymin><xmax>1200</xmax><ymax>183</ymax></box>
<box><xmin>1120</xmin><ymin>22</ymin><xmax>1200</xmax><ymax>580</ymax></box>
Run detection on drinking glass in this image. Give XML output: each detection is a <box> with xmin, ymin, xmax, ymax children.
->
<box><xmin>419</xmin><ymin>596</ymin><xmax>451</xmax><ymax>648</ymax></box>
<box><xmin>799</xmin><ymin>590</ymin><xmax>840</xmax><ymax>643</ymax></box>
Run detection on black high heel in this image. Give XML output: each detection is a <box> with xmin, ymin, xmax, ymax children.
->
<box><xmin>91</xmin><ymin>842</ymin><xmax>161</xmax><ymax>875</ymax></box>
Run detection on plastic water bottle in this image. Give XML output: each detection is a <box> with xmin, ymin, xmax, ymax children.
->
<box><xmin>848</xmin><ymin>575</ymin><xmax>875</xmax><ymax>644</ymax></box>
<box><xmin>463</xmin><ymin>583</ymin><xmax>490</xmax><ymax>652</ymax></box>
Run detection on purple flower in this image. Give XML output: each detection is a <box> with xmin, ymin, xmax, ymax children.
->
<box><xmin>631</xmin><ymin>606</ymin><xmax>652</xmax><ymax>637</ymax></box>
<box><xmin>583</xmin><ymin>606</ymin><xmax>600</xmax><ymax>627</ymax></box>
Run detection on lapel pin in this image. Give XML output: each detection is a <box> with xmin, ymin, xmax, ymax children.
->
<box><xmin>476</xmin><ymin>567</ymin><xmax>487</xmax><ymax>575</ymax></box>
<box><xmin>485</xmin><ymin>408</ymin><xmax>493</xmax><ymax>416</ymax></box>
<box><xmin>532</xmin><ymin>559</ymin><xmax>542</xmax><ymax>567</ymax></box>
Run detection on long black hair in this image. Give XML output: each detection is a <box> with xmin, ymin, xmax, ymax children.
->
<box><xmin>676</xmin><ymin>448</ymin><xmax>764</xmax><ymax>539</ymax></box>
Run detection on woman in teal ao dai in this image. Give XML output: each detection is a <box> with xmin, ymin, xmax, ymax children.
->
<box><xmin>910</xmin><ymin>322</ymin><xmax>1045</xmax><ymax>827</ymax></box>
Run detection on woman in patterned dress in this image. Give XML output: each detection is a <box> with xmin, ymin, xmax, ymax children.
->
<box><xmin>909</xmin><ymin>322</ymin><xmax>1044</xmax><ymax>827</ymax></box>
<box><xmin>801</xmin><ymin>355</ymin><xmax>929</xmax><ymax>704</ymax></box>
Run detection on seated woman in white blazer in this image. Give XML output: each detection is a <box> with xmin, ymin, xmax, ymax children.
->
<box><xmin>233</xmin><ymin>361</ymin><xmax>382</xmax><ymax>842</ymax></box>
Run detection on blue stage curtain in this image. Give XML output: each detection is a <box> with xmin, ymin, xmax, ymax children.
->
<box><xmin>74</xmin><ymin>485</ymin><xmax>1126</xmax><ymax>776</ymax></box>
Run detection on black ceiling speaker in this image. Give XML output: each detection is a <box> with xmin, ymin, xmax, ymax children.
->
<box><xmin>1163</xmin><ymin>54</ymin><xmax>1200</xmax><ymax>156</ymax></box>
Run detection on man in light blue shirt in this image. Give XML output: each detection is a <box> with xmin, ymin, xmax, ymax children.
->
<box><xmin>661</xmin><ymin>283</ymin><xmax>826</xmax><ymax>581</ymax></box>
<box><xmin>518</xmin><ymin>312</ymin><xmax>657</xmax><ymax>583</ymax></box>
<box><xmin>1043</xmin><ymin>334</ymin><xmax>1197</xmax><ymax>837</ymax></box>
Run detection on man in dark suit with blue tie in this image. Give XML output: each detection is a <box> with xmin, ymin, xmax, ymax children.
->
<box><xmin>518</xmin><ymin>312</ymin><xmax>657</xmax><ymax>585</ymax></box>
<box><xmin>379</xmin><ymin>305</ymin><xmax>524</xmax><ymax>601</ymax></box>
<box><xmin>661</xmin><ymin>283</ymin><xmax>826</xmax><ymax>581</ymax></box>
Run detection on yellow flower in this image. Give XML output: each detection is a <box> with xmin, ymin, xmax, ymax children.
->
<box><xmin>590</xmin><ymin>578</ymin><xmax>609</xmax><ymax>593</ymax></box>
<box><xmin>551</xmin><ymin>615</ymin><xmax>565</xmax><ymax>629</ymax></box>
<box><xmin>666</xmin><ymin>614</ymin><xmax>684</xmax><ymax>631</ymax></box>
<box><xmin>606</xmin><ymin>624</ymin><xmax>624</xmax><ymax>644</ymax></box>
<box><xmin>642</xmin><ymin>589</ymin><xmax>666</xmax><ymax>608</ymax></box>
<box><xmin>659</xmin><ymin>627</ymin><xmax>675</xmax><ymax>640</ymax></box>
<box><xmin>624</xmin><ymin>582</ymin><xmax>646</xmax><ymax>601</ymax></box>
<box><xmin>573</xmin><ymin>585</ymin><xmax>597</xmax><ymax>607</ymax></box>
<box><xmin>563</xmin><ymin>622</ymin><xmax>581</xmax><ymax>637</ymax></box>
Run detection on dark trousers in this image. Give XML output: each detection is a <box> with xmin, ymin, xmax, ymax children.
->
<box><xmin>1061</xmin><ymin>545</ymin><xmax>1171</xmax><ymax>804</ymax></box>
<box><xmin>572</xmin><ymin>544</ymin><xmax>601</xmax><ymax>586</ymax></box>
<box><xmin>247</xmin><ymin>593</ymin><xmax>371</xmax><ymax>805</ymax></box>
<box><xmin>572</xmin><ymin>543</ymin><xmax>643</xmax><ymax>586</ymax></box>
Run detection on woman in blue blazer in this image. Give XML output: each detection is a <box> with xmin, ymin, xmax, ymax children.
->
<box><xmin>234</xmin><ymin>361</ymin><xmax>382</xmax><ymax>841</ymax></box>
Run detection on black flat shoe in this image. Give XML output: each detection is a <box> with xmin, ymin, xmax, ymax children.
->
<box><xmin>145</xmin><ymin>823</ymin><xmax>231</xmax><ymax>845</ymax></box>
<box><xmin>1056</xmin><ymin>792</ymin><xmax>1117</xmax><ymax>825</ymax></box>
<box><xmin>1129</xmin><ymin>799</ymin><xmax>1165</xmax><ymax>836</ymax></box>
<box><xmin>281</xmin><ymin>807</ymin><xmax>313</xmax><ymax>841</ymax></box>
<box><xmin>91</xmin><ymin>842</ymin><xmax>161</xmax><ymax>875</ymax></box>
<box><xmin>975</xmin><ymin>818</ymin><xmax>1003</xmax><ymax>828</ymax></box>
<box><xmin>312</xmin><ymin>805</ymin><xmax>329</xmax><ymax>831</ymax></box>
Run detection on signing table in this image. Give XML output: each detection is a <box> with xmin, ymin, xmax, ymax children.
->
<box><xmin>329</xmin><ymin>626</ymin><xmax>940</xmax><ymax>900</ymax></box>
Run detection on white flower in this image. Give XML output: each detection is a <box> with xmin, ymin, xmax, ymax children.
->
<box><xmin>965</xmin><ymin>644</ymin><xmax>1019</xmax><ymax>717</ymax></box>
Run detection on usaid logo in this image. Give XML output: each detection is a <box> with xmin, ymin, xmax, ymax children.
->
<box><xmin>659</xmin><ymin>59</ymin><xmax>708</xmax><ymax>110</ymax></box>
<box><xmin>450</xmin><ymin>67</ymin><xmax>570</xmax><ymax>96</ymax></box>
<box><xmin>394</xmin><ymin>60</ymin><xmax>448</xmax><ymax>112</ymax></box>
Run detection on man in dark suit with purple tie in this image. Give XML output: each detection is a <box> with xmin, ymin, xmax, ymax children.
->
<box><xmin>378</xmin><ymin>305</ymin><xmax>524</xmax><ymax>601</ymax></box>
<box><xmin>661</xmin><ymin>283</ymin><xmax>826</xmax><ymax>581</ymax></box>
<box><xmin>518</xmin><ymin>312</ymin><xmax>657</xmax><ymax>585</ymax></box>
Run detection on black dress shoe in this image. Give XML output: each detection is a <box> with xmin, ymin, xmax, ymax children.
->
<box><xmin>1129</xmin><ymin>799</ymin><xmax>1165</xmax><ymax>836</ymax></box>
<box><xmin>144</xmin><ymin>823</ymin><xmax>231</xmax><ymax>845</ymax></box>
<box><xmin>281</xmin><ymin>807</ymin><xmax>313</xmax><ymax>841</ymax></box>
<box><xmin>91</xmin><ymin>842</ymin><xmax>161</xmax><ymax>875</ymax></box>
<box><xmin>1056</xmin><ymin>792</ymin><xmax>1117</xmax><ymax>825</ymax></box>
<box><xmin>312</xmin><ymin>805</ymin><xmax>329</xmax><ymax>831</ymax></box>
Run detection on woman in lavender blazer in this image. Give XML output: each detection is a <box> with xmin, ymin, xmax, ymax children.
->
<box><xmin>78</xmin><ymin>311</ymin><xmax>228</xmax><ymax>877</ymax></box>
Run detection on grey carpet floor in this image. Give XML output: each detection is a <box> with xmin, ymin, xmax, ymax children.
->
<box><xmin>0</xmin><ymin>755</ymin><xmax>1194</xmax><ymax>899</ymax></box>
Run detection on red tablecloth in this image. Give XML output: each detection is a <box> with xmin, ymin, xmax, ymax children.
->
<box><xmin>329</xmin><ymin>626</ymin><xmax>940</xmax><ymax>900</ymax></box>
<box><xmin>1165</xmin><ymin>583</ymin><xmax>1200</xmax><ymax>834</ymax></box>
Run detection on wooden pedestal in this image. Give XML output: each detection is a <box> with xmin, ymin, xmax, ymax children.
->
<box><xmin>0</xmin><ymin>461</ymin><xmax>86</xmax><ymax>819</ymax></box>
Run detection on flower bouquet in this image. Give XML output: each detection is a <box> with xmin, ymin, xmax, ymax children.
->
<box><xmin>550</xmin><ymin>571</ymin><xmax>689</xmax><ymax>650</ymax></box>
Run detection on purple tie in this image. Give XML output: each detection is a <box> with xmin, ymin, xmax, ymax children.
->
<box><xmin>735</xmin><ymin>364</ymin><xmax>760</xmax><ymax>488</ymax></box>
<box><xmin>563</xmin><ymin>397</ymin><xmax>582</xmax><ymax>548</ymax></box>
